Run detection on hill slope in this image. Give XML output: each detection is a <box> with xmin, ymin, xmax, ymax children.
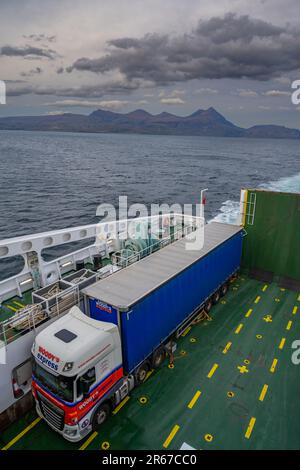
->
<box><xmin>0</xmin><ymin>107</ymin><xmax>299</xmax><ymax>139</ymax></box>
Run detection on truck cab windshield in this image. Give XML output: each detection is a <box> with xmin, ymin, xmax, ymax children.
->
<box><xmin>32</xmin><ymin>360</ymin><xmax>75</xmax><ymax>403</ymax></box>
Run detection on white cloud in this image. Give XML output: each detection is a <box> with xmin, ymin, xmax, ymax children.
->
<box><xmin>160</xmin><ymin>97</ymin><xmax>185</xmax><ymax>105</ymax></box>
<box><xmin>45</xmin><ymin>99</ymin><xmax>129</xmax><ymax>109</ymax></box>
<box><xmin>263</xmin><ymin>90</ymin><xmax>291</xmax><ymax>97</ymax></box>
<box><xmin>194</xmin><ymin>88</ymin><xmax>219</xmax><ymax>94</ymax></box>
<box><xmin>237</xmin><ymin>89</ymin><xmax>258</xmax><ymax>97</ymax></box>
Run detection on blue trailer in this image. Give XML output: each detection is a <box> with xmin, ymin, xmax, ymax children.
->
<box><xmin>83</xmin><ymin>222</ymin><xmax>243</xmax><ymax>375</ymax></box>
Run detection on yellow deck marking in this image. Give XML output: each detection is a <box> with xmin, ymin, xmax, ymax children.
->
<box><xmin>235</xmin><ymin>323</ymin><xmax>243</xmax><ymax>334</ymax></box>
<box><xmin>13</xmin><ymin>301</ymin><xmax>25</xmax><ymax>308</ymax></box>
<box><xmin>1</xmin><ymin>417</ymin><xmax>41</xmax><ymax>450</ymax></box>
<box><xmin>6</xmin><ymin>305</ymin><xmax>18</xmax><ymax>312</ymax></box>
<box><xmin>262</xmin><ymin>285</ymin><xmax>268</xmax><ymax>292</ymax></box>
<box><xmin>237</xmin><ymin>365</ymin><xmax>249</xmax><ymax>374</ymax></box>
<box><xmin>259</xmin><ymin>384</ymin><xmax>269</xmax><ymax>402</ymax></box>
<box><xmin>270</xmin><ymin>358</ymin><xmax>278</xmax><ymax>373</ymax></box>
<box><xmin>188</xmin><ymin>390</ymin><xmax>202</xmax><ymax>409</ymax></box>
<box><xmin>286</xmin><ymin>321</ymin><xmax>292</xmax><ymax>331</ymax></box>
<box><xmin>78</xmin><ymin>431</ymin><xmax>98</xmax><ymax>450</ymax></box>
<box><xmin>181</xmin><ymin>326</ymin><xmax>191</xmax><ymax>337</ymax></box>
<box><xmin>263</xmin><ymin>315</ymin><xmax>272</xmax><ymax>323</ymax></box>
<box><xmin>279</xmin><ymin>338</ymin><xmax>286</xmax><ymax>350</ymax></box>
<box><xmin>207</xmin><ymin>363</ymin><xmax>219</xmax><ymax>379</ymax></box>
<box><xmin>245</xmin><ymin>309</ymin><xmax>252</xmax><ymax>318</ymax></box>
<box><xmin>163</xmin><ymin>424</ymin><xmax>180</xmax><ymax>449</ymax></box>
<box><xmin>293</xmin><ymin>306</ymin><xmax>298</xmax><ymax>315</ymax></box>
<box><xmin>223</xmin><ymin>342</ymin><xmax>232</xmax><ymax>354</ymax></box>
<box><xmin>254</xmin><ymin>296</ymin><xmax>261</xmax><ymax>304</ymax></box>
<box><xmin>297</xmin><ymin>295</ymin><xmax>300</xmax><ymax>302</ymax></box>
<box><xmin>112</xmin><ymin>395</ymin><xmax>130</xmax><ymax>415</ymax></box>
<box><xmin>145</xmin><ymin>369</ymin><xmax>154</xmax><ymax>381</ymax></box>
<box><xmin>245</xmin><ymin>417</ymin><xmax>256</xmax><ymax>439</ymax></box>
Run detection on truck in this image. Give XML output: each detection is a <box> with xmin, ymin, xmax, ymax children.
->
<box><xmin>31</xmin><ymin>221</ymin><xmax>243</xmax><ymax>441</ymax></box>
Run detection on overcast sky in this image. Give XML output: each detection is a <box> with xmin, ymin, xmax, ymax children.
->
<box><xmin>0</xmin><ymin>0</ymin><xmax>300</xmax><ymax>128</ymax></box>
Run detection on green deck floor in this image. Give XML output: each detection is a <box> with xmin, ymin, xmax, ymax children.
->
<box><xmin>1</xmin><ymin>275</ymin><xmax>300</xmax><ymax>451</ymax></box>
<box><xmin>0</xmin><ymin>291</ymin><xmax>33</xmax><ymax>323</ymax></box>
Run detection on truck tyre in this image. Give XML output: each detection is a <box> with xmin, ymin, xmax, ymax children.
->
<box><xmin>151</xmin><ymin>347</ymin><xmax>166</xmax><ymax>369</ymax></box>
<box><xmin>92</xmin><ymin>403</ymin><xmax>110</xmax><ymax>431</ymax></box>
<box><xmin>212</xmin><ymin>290</ymin><xmax>220</xmax><ymax>304</ymax></box>
<box><xmin>204</xmin><ymin>299</ymin><xmax>213</xmax><ymax>313</ymax></box>
<box><xmin>135</xmin><ymin>363</ymin><xmax>149</xmax><ymax>385</ymax></box>
<box><xmin>220</xmin><ymin>283</ymin><xmax>228</xmax><ymax>297</ymax></box>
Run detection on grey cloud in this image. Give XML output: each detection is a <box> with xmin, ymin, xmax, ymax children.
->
<box><xmin>20</xmin><ymin>67</ymin><xmax>43</xmax><ymax>77</ymax></box>
<box><xmin>23</xmin><ymin>34</ymin><xmax>56</xmax><ymax>43</ymax></box>
<box><xmin>6</xmin><ymin>79</ymin><xmax>140</xmax><ymax>98</ymax></box>
<box><xmin>0</xmin><ymin>45</ymin><xmax>56</xmax><ymax>59</ymax></box>
<box><xmin>68</xmin><ymin>13</ymin><xmax>300</xmax><ymax>84</ymax></box>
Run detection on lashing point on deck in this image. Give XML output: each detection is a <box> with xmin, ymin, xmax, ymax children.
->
<box><xmin>204</xmin><ymin>434</ymin><xmax>214</xmax><ymax>442</ymax></box>
<box><xmin>139</xmin><ymin>396</ymin><xmax>148</xmax><ymax>405</ymax></box>
<box><xmin>101</xmin><ymin>441</ymin><xmax>110</xmax><ymax>450</ymax></box>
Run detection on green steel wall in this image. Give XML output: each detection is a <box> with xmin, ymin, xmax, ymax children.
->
<box><xmin>242</xmin><ymin>190</ymin><xmax>300</xmax><ymax>280</ymax></box>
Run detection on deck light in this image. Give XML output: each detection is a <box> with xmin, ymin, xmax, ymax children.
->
<box><xmin>20</xmin><ymin>277</ymin><xmax>33</xmax><ymax>286</ymax></box>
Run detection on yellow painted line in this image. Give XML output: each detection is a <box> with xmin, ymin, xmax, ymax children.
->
<box><xmin>286</xmin><ymin>320</ymin><xmax>292</xmax><ymax>331</ymax></box>
<box><xmin>112</xmin><ymin>395</ymin><xmax>130</xmax><ymax>415</ymax></box>
<box><xmin>13</xmin><ymin>301</ymin><xmax>25</xmax><ymax>308</ymax></box>
<box><xmin>1</xmin><ymin>417</ymin><xmax>41</xmax><ymax>450</ymax></box>
<box><xmin>293</xmin><ymin>306</ymin><xmax>298</xmax><ymax>315</ymax></box>
<box><xmin>245</xmin><ymin>308</ymin><xmax>252</xmax><ymax>318</ymax></box>
<box><xmin>163</xmin><ymin>424</ymin><xmax>180</xmax><ymax>449</ymax></box>
<box><xmin>223</xmin><ymin>341</ymin><xmax>232</xmax><ymax>354</ymax></box>
<box><xmin>254</xmin><ymin>296</ymin><xmax>261</xmax><ymax>304</ymax></box>
<box><xmin>78</xmin><ymin>431</ymin><xmax>98</xmax><ymax>451</ymax></box>
<box><xmin>270</xmin><ymin>358</ymin><xmax>278</xmax><ymax>373</ymax></box>
<box><xmin>245</xmin><ymin>417</ymin><xmax>256</xmax><ymax>439</ymax></box>
<box><xmin>181</xmin><ymin>326</ymin><xmax>191</xmax><ymax>337</ymax></box>
<box><xmin>187</xmin><ymin>391</ymin><xmax>202</xmax><ymax>409</ymax></box>
<box><xmin>259</xmin><ymin>384</ymin><xmax>269</xmax><ymax>402</ymax></box>
<box><xmin>297</xmin><ymin>295</ymin><xmax>300</xmax><ymax>302</ymax></box>
<box><xmin>6</xmin><ymin>304</ymin><xmax>18</xmax><ymax>312</ymax></box>
<box><xmin>235</xmin><ymin>323</ymin><xmax>243</xmax><ymax>334</ymax></box>
<box><xmin>262</xmin><ymin>285</ymin><xmax>268</xmax><ymax>292</ymax></box>
<box><xmin>207</xmin><ymin>363</ymin><xmax>219</xmax><ymax>379</ymax></box>
<box><xmin>145</xmin><ymin>369</ymin><xmax>154</xmax><ymax>381</ymax></box>
<box><xmin>279</xmin><ymin>338</ymin><xmax>286</xmax><ymax>350</ymax></box>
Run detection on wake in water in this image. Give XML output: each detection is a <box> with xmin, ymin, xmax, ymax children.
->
<box><xmin>211</xmin><ymin>172</ymin><xmax>300</xmax><ymax>225</ymax></box>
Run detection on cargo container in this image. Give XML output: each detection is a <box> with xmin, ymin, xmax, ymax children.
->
<box><xmin>84</xmin><ymin>222</ymin><xmax>243</xmax><ymax>373</ymax></box>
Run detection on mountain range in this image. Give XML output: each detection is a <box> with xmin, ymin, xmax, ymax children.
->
<box><xmin>0</xmin><ymin>107</ymin><xmax>299</xmax><ymax>139</ymax></box>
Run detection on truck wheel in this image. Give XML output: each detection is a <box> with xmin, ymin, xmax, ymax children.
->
<box><xmin>212</xmin><ymin>290</ymin><xmax>220</xmax><ymax>304</ymax></box>
<box><xmin>135</xmin><ymin>363</ymin><xmax>149</xmax><ymax>385</ymax></box>
<box><xmin>220</xmin><ymin>283</ymin><xmax>228</xmax><ymax>297</ymax></box>
<box><xmin>92</xmin><ymin>403</ymin><xmax>110</xmax><ymax>430</ymax></box>
<box><xmin>204</xmin><ymin>299</ymin><xmax>213</xmax><ymax>313</ymax></box>
<box><xmin>151</xmin><ymin>347</ymin><xmax>166</xmax><ymax>369</ymax></box>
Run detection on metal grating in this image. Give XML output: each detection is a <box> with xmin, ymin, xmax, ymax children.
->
<box><xmin>38</xmin><ymin>392</ymin><xmax>64</xmax><ymax>431</ymax></box>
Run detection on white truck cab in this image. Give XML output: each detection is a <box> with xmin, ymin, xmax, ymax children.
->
<box><xmin>31</xmin><ymin>306</ymin><xmax>128</xmax><ymax>442</ymax></box>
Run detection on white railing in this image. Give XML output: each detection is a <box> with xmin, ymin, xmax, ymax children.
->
<box><xmin>0</xmin><ymin>285</ymin><xmax>80</xmax><ymax>346</ymax></box>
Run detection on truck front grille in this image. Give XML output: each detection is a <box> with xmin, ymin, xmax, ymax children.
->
<box><xmin>38</xmin><ymin>392</ymin><xmax>64</xmax><ymax>431</ymax></box>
